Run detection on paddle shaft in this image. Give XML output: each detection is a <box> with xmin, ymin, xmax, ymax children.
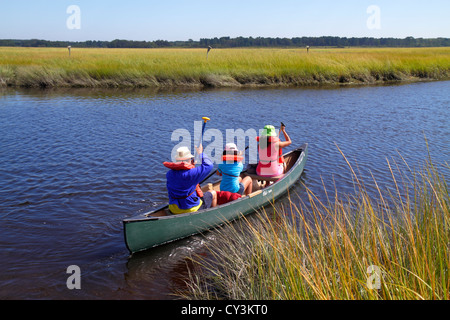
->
<box><xmin>198</xmin><ymin>117</ymin><xmax>210</xmax><ymax>148</ymax></box>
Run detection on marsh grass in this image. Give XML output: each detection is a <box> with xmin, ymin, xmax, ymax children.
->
<box><xmin>1</xmin><ymin>47</ymin><xmax>449</xmax><ymax>88</ymax></box>
<box><xmin>180</xmin><ymin>151</ymin><xmax>449</xmax><ymax>300</ymax></box>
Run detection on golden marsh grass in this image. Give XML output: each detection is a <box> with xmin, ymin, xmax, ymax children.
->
<box><xmin>181</xmin><ymin>151</ymin><xmax>449</xmax><ymax>300</ymax></box>
<box><xmin>0</xmin><ymin>47</ymin><xmax>449</xmax><ymax>88</ymax></box>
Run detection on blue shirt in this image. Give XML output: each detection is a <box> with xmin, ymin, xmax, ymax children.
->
<box><xmin>218</xmin><ymin>162</ymin><xmax>243</xmax><ymax>193</ymax></box>
<box><xmin>166</xmin><ymin>154</ymin><xmax>213</xmax><ymax>210</ymax></box>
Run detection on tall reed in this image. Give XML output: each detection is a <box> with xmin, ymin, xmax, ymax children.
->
<box><xmin>181</xmin><ymin>153</ymin><xmax>449</xmax><ymax>300</ymax></box>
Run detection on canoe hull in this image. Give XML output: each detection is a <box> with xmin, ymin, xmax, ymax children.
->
<box><xmin>123</xmin><ymin>144</ymin><xmax>308</xmax><ymax>253</ymax></box>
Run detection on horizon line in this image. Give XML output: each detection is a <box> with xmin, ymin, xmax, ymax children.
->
<box><xmin>2</xmin><ymin>35</ymin><xmax>450</xmax><ymax>43</ymax></box>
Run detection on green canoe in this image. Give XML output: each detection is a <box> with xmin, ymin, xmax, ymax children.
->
<box><xmin>123</xmin><ymin>144</ymin><xmax>308</xmax><ymax>253</ymax></box>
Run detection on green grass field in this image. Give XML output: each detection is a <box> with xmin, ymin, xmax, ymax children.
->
<box><xmin>0</xmin><ymin>47</ymin><xmax>449</xmax><ymax>88</ymax></box>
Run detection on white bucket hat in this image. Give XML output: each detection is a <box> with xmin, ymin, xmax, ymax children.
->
<box><xmin>176</xmin><ymin>146</ymin><xmax>194</xmax><ymax>161</ymax></box>
<box><xmin>225</xmin><ymin>143</ymin><xmax>238</xmax><ymax>152</ymax></box>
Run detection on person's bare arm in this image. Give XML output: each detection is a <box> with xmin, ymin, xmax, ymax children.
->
<box><xmin>279</xmin><ymin>126</ymin><xmax>292</xmax><ymax>148</ymax></box>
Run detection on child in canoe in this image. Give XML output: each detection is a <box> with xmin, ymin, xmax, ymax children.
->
<box><xmin>217</xmin><ymin>143</ymin><xmax>253</xmax><ymax>196</ymax></box>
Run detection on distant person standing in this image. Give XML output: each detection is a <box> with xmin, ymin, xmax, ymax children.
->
<box><xmin>306</xmin><ymin>46</ymin><xmax>310</xmax><ymax>53</ymax></box>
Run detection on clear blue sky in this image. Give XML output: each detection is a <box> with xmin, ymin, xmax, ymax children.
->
<box><xmin>1</xmin><ymin>0</ymin><xmax>449</xmax><ymax>41</ymax></box>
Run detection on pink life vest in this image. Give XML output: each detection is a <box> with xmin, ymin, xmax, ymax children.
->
<box><xmin>256</xmin><ymin>136</ymin><xmax>284</xmax><ymax>177</ymax></box>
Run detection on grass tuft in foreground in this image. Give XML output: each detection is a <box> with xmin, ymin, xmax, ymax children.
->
<box><xmin>180</xmin><ymin>152</ymin><xmax>449</xmax><ymax>300</ymax></box>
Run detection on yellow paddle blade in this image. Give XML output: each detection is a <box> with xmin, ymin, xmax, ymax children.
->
<box><xmin>202</xmin><ymin>117</ymin><xmax>211</xmax><ymax>123</ymax></box>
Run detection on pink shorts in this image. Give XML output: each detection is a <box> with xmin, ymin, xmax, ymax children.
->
<box><xmin>256</xmin><ymin>163</ymin><xmax>284</xmax><ymax>177</ymax></box>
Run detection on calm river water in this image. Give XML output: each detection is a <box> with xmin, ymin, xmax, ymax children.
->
<box><xmin>1</xmin><ymin>81</ymin><xmax>449</xmax><ymax>299</ymax></box>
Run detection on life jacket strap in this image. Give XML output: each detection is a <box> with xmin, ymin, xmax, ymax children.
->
<box><xmin>218</xmin><ymin>169</ymin><xmax>240</xmax><ymax>178</ymax></box>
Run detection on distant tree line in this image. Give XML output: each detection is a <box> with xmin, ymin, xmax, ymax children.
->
<box><xmin>1</xmin><ymin>36</ymin><xmax>449</xmax><ymax>48</ymax></box>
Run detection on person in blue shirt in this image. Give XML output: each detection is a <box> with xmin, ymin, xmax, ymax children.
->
<box><xmin>164</xmin><ymin>145</ymin><xmax>217</xmax><ymax>214</ymax></box>
<box><xmin>217</xmin><ymin>143</ymin><xmax>253</xmax><ymax>196</ymax></box>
